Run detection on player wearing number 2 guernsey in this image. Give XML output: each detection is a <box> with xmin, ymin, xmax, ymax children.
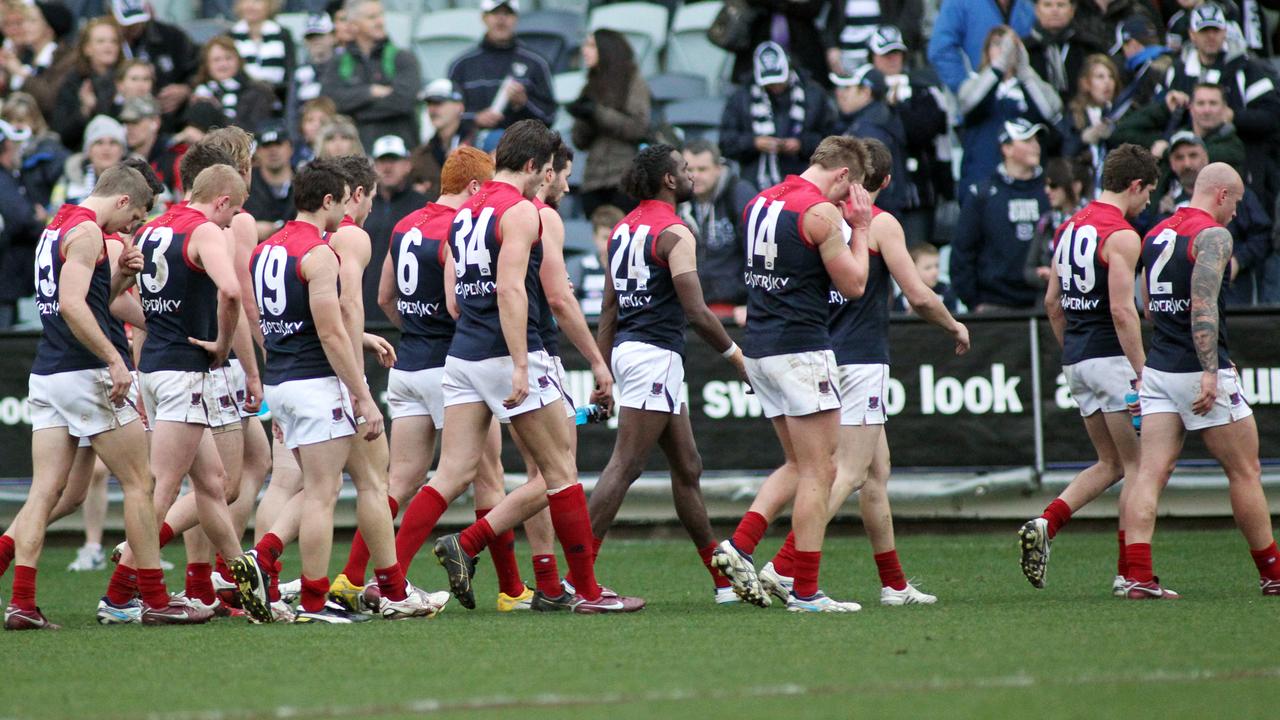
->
<box><xmin>1121</xmin><ymin>163</ymin><xmax>1280</xmax><ymax>600</ymax></box>
<box><xmin>1019</xmin><ymin>145</ymin><xmax>1159</xmax><ymax>595</ymax></box>
<box><xmin>713</xmin><ymin>137</ymin><xmax>874</xmax><ymax>613</ymax></box>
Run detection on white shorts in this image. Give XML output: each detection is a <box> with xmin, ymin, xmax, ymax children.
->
<box><xmin>837</xmin><ymin>363</ymin><xmax>889</xmax><ymax>426</ymax></box>
<box><xmin>744</xmin><ymin>350</ymin><xmax>841</xmax><ymax>419</ymax></box>
<box><xmin>1140</xmin><ymin>367</ymin><xmax>1253</xmax><ymax>432</ymax></box>
<box><xmin>265</xmin><ymin>376</ymin><xmax>356</xmax><ymax>449</ymax></box>
<box><xmin>29</xmin><ymin>368</ymin><xmax>140</xmax><ymax>438</ymax></box>
<box><xmin>1064</xmin><ymin>356</ymin><xmax>1137</xmax><ymax>417</ymax></box>
<box><xmin>442</xmin><ymin>350</ymin><xmax>564</xmax><ymax>421</ymax></box>
<box><xmin>612</xmin><ymin>341</ymin><xmax>684</xmax><ymax>414</ymax></box>
<box><xmin>141</xmin><ymin>370</ymin><xmax>240</xmax><ymax>429</ymax></box>
<box><xmin>552</xmin><ymin>356</ymin><xmax>576</xmax><ymax>419</ymax></box>
<box><xmin>223</xmin><ymin>358</ymin><xmax>254</xmax><ymax>419</ymax></box>
<box><xmin>386</xmin><ymin>367</ymin><xmax>446</xmax><ymax>428</ymax></box>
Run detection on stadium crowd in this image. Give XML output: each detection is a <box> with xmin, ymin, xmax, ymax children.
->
<box><xmin>2</xmin><ymin>0</ymin><xmax>1280</xmax><ymax>331</ymax></box>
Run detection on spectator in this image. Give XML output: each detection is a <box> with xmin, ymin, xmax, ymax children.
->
<box><xmin>893</xmin><ymin>243</ymin><xmax>959</xmax><ymax>313</ymax></box>
<box><xmin>1023</xmin><ymin>155</ymin><xmax>1087</xmax><ymax>292</ymax></box>
<box><xmin>1023</xmin><ymin>0</ymin><xmax>1105</xmax><ymax>104</ymax></box>
<box><xmin>191</xmin><ymin>36</ymin><xmax>280</xmax><ymax>131</ymax></box>
<box><xmin>119</xmin><ymin>94</ymin><xmax>168</xmax><ymax>181</ymax></box>
<box><xmin>679</xmin><ymin>138</ymin><xmax>754</xmax><ymax>316</ymax></box>
<box><xmin>1114</xmin><ymin>82</ymin><xmax>1246</xmax><ymax>176</ymax></box>
<box><xmin>928</xmin><ymin>0</ymin><xmax>1036</xmax><ymax>93</ymax></box>
<box><xmin>575</xmin><ymin>205</ymin><xmax>624</xmax><ymax>317</ymax></box>
<box><xmin>832</xmin><ymin>64</ymin><xmax>911</xmax><ymax>217</ymax></box>
<box><xmin>1060</xmin><ymin>53</ymin><xmax>1120</xmax><ymax>192</ymax></box>
<box><xmin>721</xmin><ymin>42</ymin><xmax>833</xmax><ymax>192</ymax></box>
<box><xmin>288</xmin><ymin>12</ymin><xmax>335</xmax><ymax>123</ymax></box>
<box><xmin>447</xmin><ymin>0</ymin><xmax>555</xmax><ymax>132</ymax></box>
<box><xmin>50</xmin><ymin>114</ymin><xmax>126</xmax><ymax>208</ymax></box>
<box><xmin>1164</xmin><ymin>0</ymin><xmax>1246</xmax><ymax>54</ymax></box>
<box><xmin>411</xmin><ymin>78</ymin><xmax>473</xmax><ymax>199</ymax></box>
<box><xmin>823</xmin><ymin>0</ymin><xmax>925</xmax><ymax>73</ymax></box>
<box><xmin>320</xmin><ymin>0</ymin><xmax>421</xmax><ymax>149</ymax></box>
<box><xmin>52</xmin><ymin>17</ymin><xmax>122</xmax><ymax>150</ymax></box>
<box><xmin>0</xmin><ymin>118</ymin><xmax>40</xmax><ymax>329</ymax></box>
<box><xmin>111</xmin><ymin>0</ymin><xmax>199</xmax><ymax>119</ymax></box>
<box><xmin>0</xmin><ymin>91</ymin><xmax>68</xmax><ymax>209</ymax></box>
<box><xmin>956</xmin><ymin>25</ymin><xmax>1062</xmax><ymax>194</ymax></box>
<box><xmin>294</xmin><ymin>95</ymin><xmax>335</xmax><ymax>167</ymax></box>
<box><xmin>1114</xmin><ymin>14</ymin><xmax>1173</xmax><ymax>111</ymax></box>
<box><xmin>1</xmin><ymin>0</ymin><xmax>75</xmax><ymax>115</ymax></box>
<box><xmin>728</xmin><ymin>0</ymin><xmax>829</xmax><ymax>86</ymax></box>
<box><xmin>315</xmin><ymin>114</ymin><xmax>363</xmax><ymax>158</ymax></box>
<box><xmin>568</xmin><ymin>29</ymin><xmax>650</xmax><ymax>217</ymax></box>
<box><xmin>868</xmin><ymin>24</ymin><xmax>951</xmax><ymax>242</ymax></box>
<box><xmin>364</xmin><ymin>134</ymin><xmax>427</xmax><ymax>324</ymax></box>
<box><xmin>244</xmin><ymin>119</ymin><xmax>296</xmax><ymax>239</ymax></box>
<box><xmin>115</xmin><ymin>59</ymin><xmax>156</xmax><ymax>104</ymax></box>
<box><xmin>231</xmin><ymin>0</ymin><xmax>297</xmax><ymax>99</ymax></box>
<box><xmin>950</xmin><ymin>118</ymin><xmax>1051</xmax><ymax>312</ymax></box>
<box><xmin>1071</xmin><ymin>0</ymin><xmax>1161</xmax><ymax>51</ymax></box>
<box><xmin>154</xmin><ymin>101</ymin><xmax>225</xmax><ymax>195</ymax></box>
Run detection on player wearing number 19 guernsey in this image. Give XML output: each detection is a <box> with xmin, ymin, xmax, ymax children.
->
<box><xmin>1019</xmin><ymin>145</ymin><xmax>1159</xmax><ymax>594</ymax></box>
<box><xmin>712</xmin><ymin>137</ymin><xmax>874</xmax><ymax>613</ymax></box>
<box><xmin>1122</xmin><ymin>163</ymin><xmax>1280</xmax><ymax>599</ymax></box>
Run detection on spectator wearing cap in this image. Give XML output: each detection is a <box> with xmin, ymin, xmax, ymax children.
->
<box><xmin>720</xmin><ymin>42</ymin><xmax>834</xmax><ymax>192</ymax></box>
<box><xmin>192</xmin><ymin>36</ymin><xmax>281</xmax><ymax>132</ymax></box>
<box><xmin>245</xmin><ymin>119</ymin><xmax>297</xmax><ymax>240</ymax></box>
<box><xmin>51</xmin><ymin>114</ymin><xmax>126</xmax><ymax>208</ymax></box>
<box><xmin>111</xmin><ymin>0</ymin><xmax>200</xmax><ymax>118</ymax></box>
<box><xmin>928</xmin><ymin>0</ymin><xmax>1035</xmax><ymax>93</ymax></box>
<box><xmin>956</xmin><ymin>24</ymin><xmax>1062</xmax><ymax>196</ymax></box>
<box><xmin>320</xmin><ymin>0</ymin><xmax>421</xmax><ymax>150</ymax></box>
<box><xmin>569</xmin><ymin>28</ymin><xmax>651</xmax><ymax>217</ymax></box>
<box><xmin>1</xmin><ymin>0</ymin><xmax>75</xmax><ymax>113</ymax></box>
<box><xmin>51</xmin><ymin>17</ymin><xmax>123</xmax><ymax>152</ymax></box>
<box><xmin>1114</xmin><ymin>82</ymin><xmax>1246</xmax><ymax>178</ymax></box>
<box><xmin>0</xmin><ymin>91</ymin><xmax>69</xmax><ymax>210</ymax></box>
<box><xmin>679</xmin><ymin>138</ymin><xmax>755</xmax><ymax>317</ymax></box>
<box><xmin>950</xmin><ymin>118</ymin><xmax>1051</xmax><ymax>312</ymax></box>
<box><xmin>1069</xmin><ymin>0</ymin><xmax>1160</xmax><ymax>54</ymax></box>
<box><xmin>1163</xmin><ymin>0</ymin><xmax>1247</xmax><ymax>55</ymax></box>
<box><xmin>726</xmin><ymin>0</ymin><xmax>830</xmax><ymax>87</ymax></box>
<box><xmin>120</xmin><ymin>94</ymin><xmax>167</xmax><ymax>178</ymax></box>
<box><xmin>447</xmin><ymin>0</ymin><xmax>556</xmax><ymax>131</ymax></box>
<box><xmin>0</xmin><ymin>118</ymin><xmax>41</xmax><ymax>329</ymax></box>
<box><xmin>365</xmin><ymin>134</ymin><xmax>427</xmax><ymax>324</ymax></box>
<box><xmin>821</xmin><ymin>0</ymin><xmax>925</xmax><ymax>73</ymax></box>
<box><xmin>231</xmin><ymin>0</ymin><xmax>297</xmax><ymax>101</ymax></box>
<box><xmin>289</xmin><ymin>12</ymin><xmax>336</xmax><ymax>112</ymax></box>
<box><xmin>832</xmin><ymin>65</ymin><xmax>912</xmax><ymax>218</ymax></box>
<box><xmin>1022</xmin><ymin>0</ymin><xmax>1106</xmax><ymax>104</ymax></box>
<box><xmin>1114</xmin><ymin>14</ymin><xmax>1173</xmax><ymax>111</ymax></box>
<box><xmin>411</xmin><ymin>79</ymin><xmax>474</xmax><ymax>199</ymax></box>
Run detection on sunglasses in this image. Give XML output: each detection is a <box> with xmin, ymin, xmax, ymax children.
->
<box><xmin>1045</xmin><ymin>182</ymin><xmax>1060</xmax><ymax>190</ymax></box>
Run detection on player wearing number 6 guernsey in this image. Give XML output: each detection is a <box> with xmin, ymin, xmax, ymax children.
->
<box><xmin>712</xmin><ymin>136</ymin><xmax>875</xmax><ymax>613</ymax></box>
<box><xmin>1020</xmin><ymin>145</ymin><xmax>1159</xmax><ymax>594</ymax></box>
<box><xmin>1122</xmin><ymin>163</ymin><xmax>1280</xmax><ymax>599</ymax></box>
<box><xmin>591</xmin><ymin>144</ymin><xmax>749</xmax><ymax>606</ymax></box>
<box><xmin>431</xmin><ymin>120</ymin><xmax>643</xmax><ymax>614</ymax></box>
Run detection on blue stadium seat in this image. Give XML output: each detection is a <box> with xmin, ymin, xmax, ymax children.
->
<box><xmin>553</xmin><ymin>70</ymin><xmax>587</xmax><ymax>105</ymax></box>
<box><xmin>412</xmin><ymin>9</ymin><xmax>487</xmax><ymax>82</ymax></box>
<box><xmin>516</xmin><ymin>9</ymin><xmax>586</xmax><ymax>74</ymax></box>
<box><xmin>666</xmin><ymin>1</ymin><xmax>732</xmax><ymax>93</ymax></box>
<box><xmin>664</xmin><ymin>96</ymin><xmax>725</xmax><ymax>143</ymax></box>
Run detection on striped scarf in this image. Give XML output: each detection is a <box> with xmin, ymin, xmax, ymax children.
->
<box><xmin>194</xmin><ymin>76</ymin><xmax>243</xmax><ymax>120</ymax></box>
<box><xmin>232</xmin><ymin>19</ymin><xmax>290</xmax><ymax>87</ymax></box>
<box><xmin>749</xmin><ymin>74</ymin><xmax>807</xmax><ymax>189</ymax></box>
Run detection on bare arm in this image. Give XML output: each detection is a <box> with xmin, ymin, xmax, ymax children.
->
<box><xmin>808</xmin><ymin>196</ymin><xmax>870</xmax><ymax>299</ymax></box>
<box><xmin>376</xmin><ymin>250</ymin><xmax>401</xmax><ymax>329</ymax></box>
<box><xmin>104</xmin><ymin>240</ymin><xmax>145</xmax><ymax>329</ymax></box>
<box><xmin>108</xmin><ymin>238</ymin><xmax>142</xmax><ymax>302</ymax></box>
<box><xmin>595</xmin><ymin>279</ymin><xmax>619</xmax><ymax>369</ymax></box>
<box><xmin>229</xmin><ymin>216</ymin><xmax>266</xmax><ymax>351</ymax></box>
<box><xmin>877</xmin><ymin>213</ymin><xmax>969</xmax><ymax>355</ymax></box>
<box><xmin>188</xmin><ymin>223</ymin><xmax>241</xmax><ymax>368</ymax></box>
<box><xmin>1105</xmin><ymin>230</ymin><xmax>1146</xmax><ymax>378</ymax></box>
<box><xmin>496</xmin><ymin>202</ymin><xmax>538</xmax><ymax>408</ymax></box>
<box><xmin>61</xmin><ymin>227</ymin><xmax>132</xmax><ymax>401</ymax></box>
<box><xmin>539</xmin><ymin>208</ymin><xmax>610</xmax><ymax>371</ymax></box>
<box><xmin>443</xmin><ymin>252</ymin><xmax>459</xmax><ymax>320</ymax></box>
<box><xmin>1189</xmin><ymin>226</ymin><xmax>1232</xmax><ymax>415</ymax></box>
<box><xmin>1045</xmin><ymin>270</ymin><xmax>1066</xmax><ymax>347</ymax></box>
<box><xmin>330</xmin><ymin>226</ymin><xmax>372</xmax><ymax>374</ymax></box>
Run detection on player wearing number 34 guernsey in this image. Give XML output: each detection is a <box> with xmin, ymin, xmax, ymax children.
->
<box><xmin>1020</xmin><ymin>145</ymin><xmax>1159</xmax><ymax>595</ymax></box>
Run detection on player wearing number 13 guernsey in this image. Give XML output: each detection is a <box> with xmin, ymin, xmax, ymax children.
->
<box><xmin>1121</xmin><ymin>163</ymin><xmax>1280</xmax><ymax>599</ymax></box>
<box><xmin>712</xmin><ymin>136</ymin><xmax>875</xmax><ymax>613</ymax></box>
<box><xmin>1019</xmin><ymin>145</ymin><xmax>1159</xmax><ymax>595</ymax></box>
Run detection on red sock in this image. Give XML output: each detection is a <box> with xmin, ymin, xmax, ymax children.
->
<box><xmin>1041</xmin><ymin>498</ymin><xmax>1072</xmax><ymax>539</ymax></box>
<box><xmin>254</xmin><ymin>533</ymin><xmax>283</xmax><ymax>563</ymax></box>
<box><xmin>1116</xmin><ymin>531</ymin><xmax>1127</xmax><ymax>577</ymax></box>
<box><xmin>0</xmin><ymin>535</ymin><xmax>14</xmax><ymax>577</ymax></box>
<box><xmin>874</xmin><ymin>550</ymin><xmax>907</xmax><ymax>590</ymax></box>
<box><xmin>300</xmin><ymin>575</ymin><xmax>329</xmax><ymax>613</ymax></box>
<box><xmin>185</xmin><ymin>563</ymin><xmax>215</xmax><ymax>605</ymax></box>
<box><xmin>342</xmin><ymin>497</ymin><xmax>399</xmax><ymax>585</ymax></box>
<box><xmin>698</xmin><ymin>543</ymin><xmax>731</xmax><ymax>588</ymax></box>
<box><xmin>477</xmin><ymin>509</ymin><xmax>524</xmax><ymax>598</ymax></box>
<box><xmin>1250</xmin><ymin>541</ymin><xmax>1280</xmax><ymax>581</ymax></box>
<box><xmin>548</xmin><ymin>484</ymin><xmax>601</xmax><ymax>601</ymax></box>
<box><xmin>374</xmin><ymin>564</ymin><xmax>407</xmax><ymax>602</ymax></box>
<box><xmin>532</xmin><ymin>554</ymin><xmax>562</xmax><ymax>596</ymax></box>
<box><xmin>106</xmin><ymin>564</ymin><xmax>139</xmax><ymax>605</ymax></box>
<box><xmin>1125</xmin><ymin>543</ymin><xmax>1153</xmax><ymax>583</ymax></box>
<box><xmin>158</xmin><ymin>522</ymin><xmax>175</xmax><ymax>548</ymax></box>
<box><xmin>215</xmin><ymin>554</ymin><xmax>233</xmax><ymax>583</ymax></box>
<box><xmin>772</xmin><ymin>532</ymin><xmax>797</xmax><ymax>576</ymax></box>
<box><xmin>11</xmin><ymin>565</ymin><xmax>36</xmax><ymax>611</ymax></box>
<box><xmin>793</xmin><ymin>550</ymin><xmax>822</xmax><ymax>599</ymax></box>
<box><xmin>732</xmin><ymin>511</ymin><xmax>768</xmax><ymax>556</ymax></box>
<box><xmin>395</xmin><ymin>486</ymin><xmax>448</xmax><ymax>571</ymax></box>
<box><xmin>137</xmin><ymin>567</ymin><xmax>169</xmax><ymax>610</ymax></box>
<box><xmin>268</xmin><ymin>561</ymin><xmax>281</xmax><ymax>602</ymax></box>
<box><xmin>458</xmin><ymin>517</ymin><xmax>497</xmax><ymax>557</ymax></box>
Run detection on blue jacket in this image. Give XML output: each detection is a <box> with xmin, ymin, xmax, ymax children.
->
<box><xmin>956</xmin><ymin>66</ymin><xmax>1060</xmax><ymax>194</ymax></box>
<box><xmin>927</xmin><ymin>0</ymin><xmax>1036</xmax><ymax>92</ymax></box>
<box><xmin>950</xmin><ymin>166</ymin><xmax>1050</xmax><ymax>309</ymax></box>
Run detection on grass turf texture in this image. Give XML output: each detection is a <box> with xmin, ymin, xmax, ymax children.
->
<box><xmin>2</xmin><ymin>529</ymin><xmax>1279</xmax><ymax>720</ymax></box>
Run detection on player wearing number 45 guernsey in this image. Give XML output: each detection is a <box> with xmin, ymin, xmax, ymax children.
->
<box><xmin>1019</xmin><ymin>144</ymin><xmax>1159</xmax><ymax>595</ymax></box>
<box><xmin>713</xmin><ymin>136</ymin><xmax>875</xmax><ymax>613</ymax></box>
<box><xmin>1121</xmin><ymin>163</ymin><xmax>1280</xmax><ymax>600</ymax></box>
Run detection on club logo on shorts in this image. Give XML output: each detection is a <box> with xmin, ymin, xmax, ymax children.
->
<box><xmin>332</xmin><ymin>408</ymin><xmax>344</xmax><ymax>422</ymax></box>
<box><xmin>868</xmin><ymin>396</ymin><xmax>880</xmax><ymax>410</ymax></box>
<box><xmin>1230</xmin><ymin>392</ymin><xmax>1242</xmax><ymax>406</ymax></box>
<box><xmin>190</xmin><ymin>392</ymin><xmax>202</xmax><ymax>406</ymax></box>
<box><xmin>236</xmin><ymin>389</ymin><xmax>245</xmax><ymax>402</ymax></box>
<box><xmin>538</xmin><ymin>376</ymin><xmax>550</xmax><ymax>389</ymax></box>
<box><xmin>219</xmin><ymin>395</ymin><xmax>234</xmax><ymax>408</ymax></box>
<box><xmin>650</xmin><ymin>382</ymin><xmax>664</xmax><ymax>396</ymax></box>
<box><xmin>818</xmin><ymin>381</ymin><xmax>832</xmax><ymax>395</ymax></box>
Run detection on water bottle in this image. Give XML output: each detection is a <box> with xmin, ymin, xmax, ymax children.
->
<box><xmin>1124</xmin><ymin>390</ymin><xmax>1141</xmax><ymax>434</ymax></box>
<box><xmin>575</xmin><ymin>404</ymin><xmax>608</xmax><ymax>425</ymax></box>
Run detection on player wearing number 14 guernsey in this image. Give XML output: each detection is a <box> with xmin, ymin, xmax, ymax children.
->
<box><xmin>1019</xmin><ymin>145</ymin><xmax>1159</xmax><ymax>594</ymax></box>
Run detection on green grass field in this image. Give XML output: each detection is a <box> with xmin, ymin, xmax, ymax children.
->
<box><xmin>2</xmin><ymin>528</ymin><xmax>1279</xmax><ymax>720</ymax></box>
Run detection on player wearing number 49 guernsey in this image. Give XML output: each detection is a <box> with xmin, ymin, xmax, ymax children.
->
<box><xmin>1020</xmin><ymin>145</ymin><xmax>1159</xmax><ymax>595</ymax></box>
<box><xmin>1122</xmin><ymin>163</ymin><xmax>1280</xmax><ymax>599</ymax></box>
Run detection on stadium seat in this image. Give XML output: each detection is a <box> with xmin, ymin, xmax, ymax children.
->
<box><xmin>553</xmin><ymin>70</ymin><xmax>587</xmax><ymax>105</ymax></box>
<box><xmin>563</xmin><ymin>218</ymin><xmax>595</xmax><ymax>256</ymax></box>
<box><xmin>588</xmin><ymin>2</ymin><xmax>670</xmax><ymax>77</ymax></box>
<box><xmin>412</xmin><ymin>9</ymin><xmax>487</xmax><ymax>82</ymax></box>
<box><xmin>385</xmin><ymin>11</ymin><xmax>414</xmax><ymax>54</ymax></box>
<box><xmin>667</xmin><ymin>1</ymin><xmax>733</xmax><ymax>93</ymax></box>
<box><xmin>185</xmin><ymin>19</ymin><xmax>233</xmax><ymax>47</ymax></box>
<box><xmin>664</xmin><ymin>96</ymin><xmax>725</xmax><ymax>143</ymax></box>
<box><xmin>274</xmin><ymin>12</ymin><xmax>309</xmax><ymax>61</ymax></box>
<box><xmin>568</xmin><ymin>148</ymin><xmax>587</xmax><ymax>187</ymax></box>
<box><xmin>536</xmin><ymin>0</ymin><xmax>590</xmax><ymax>15</ymax></box>
<box><xmin>516</xmin><ymin>10</ymin><xmax>586</xmax><ymax>74</ymax></box>
<box><xmin>150</xmin><ymin>0</ymin><xmax>196</xmax><ymax>24</ymax></box>
<box><xmin>648</xmin><ymin>72</ymin><xmax>709</xmax><ymax>108</ymax></box>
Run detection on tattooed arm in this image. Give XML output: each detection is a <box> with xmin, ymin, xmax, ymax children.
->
<box><xmin>1189</xmin><ymin>226</ymin><xmax>1233</xmax><ymax>415</ymax></box>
